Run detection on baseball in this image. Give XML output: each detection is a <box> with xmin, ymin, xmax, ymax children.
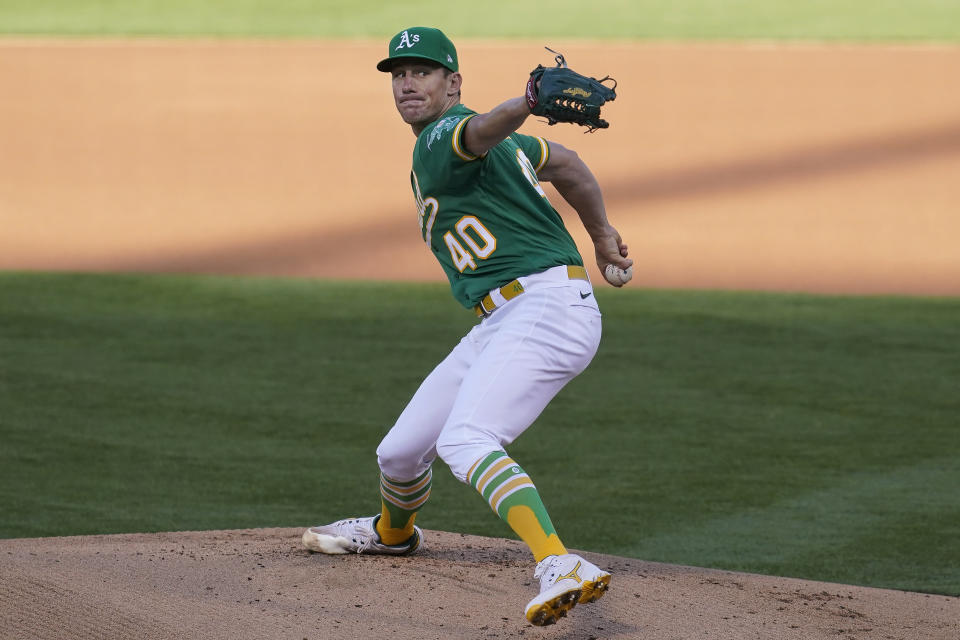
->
<box><xmin>604</xmin><ymin>263</ymin><xmax>633</xmax><ymax>286</ymax></box>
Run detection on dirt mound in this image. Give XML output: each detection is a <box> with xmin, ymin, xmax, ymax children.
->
<box><xmin>1</xmin><ymin>528</ymin><xmax>956</xmax><ymax>639</ymax></box>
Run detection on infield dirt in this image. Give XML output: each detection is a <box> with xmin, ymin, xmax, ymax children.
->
<box><xmin>1</xmin><ymin>40</ymin><xmax>959</xmax><ymax>639</ymax></box>
<box><xmin>1</xmin><ymin>528</ymin><xmax>957</xmax><ymax>640</ymax></box>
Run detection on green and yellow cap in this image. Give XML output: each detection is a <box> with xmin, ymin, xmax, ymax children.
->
<box><xmin>376</xmin><ymin>27</ymin><xmax>458</xmax><ymax>73</ymax></box>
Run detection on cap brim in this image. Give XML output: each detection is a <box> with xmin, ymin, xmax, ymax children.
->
<box><xmin>376</xmin><ymin>54</ymin><xmax>453</xmax><ymax>72</ymax></box>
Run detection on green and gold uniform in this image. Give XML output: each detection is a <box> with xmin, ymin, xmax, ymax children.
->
<box><xmin>318</xmin><ymin>28</ymin><xmax>614</xmax><ymax>614</ymax></box>
<box><xmin>411</xmin><ymin>104</ymin><xmax>584</xmax><ymax>308</ymax></box>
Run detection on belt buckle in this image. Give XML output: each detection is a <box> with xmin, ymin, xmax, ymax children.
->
<box><xmin>475</xmin><ymin>295</ymin><xmax>495</xmax><ymax>318</ymax></box>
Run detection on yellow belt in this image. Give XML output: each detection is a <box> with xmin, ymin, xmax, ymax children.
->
<box><xmin>473</xmin><ymin>265</ymin><xmax>589</xmax><ymax>317</ymax></box>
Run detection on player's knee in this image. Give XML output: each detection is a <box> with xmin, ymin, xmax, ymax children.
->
<box><xmin>376</xmin><ymin>436</ymin><xmax>430</xmax><ymax>480</ymax></box>
<box><xmin>377</xmin><ymin>446</ymin><xmax>412</xmax><ymax>480</ymax></box>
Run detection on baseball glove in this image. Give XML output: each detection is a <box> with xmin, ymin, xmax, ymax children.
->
<box><xmin>525</xmin><ymin>48</ymin><xmax>618</xmax><ymax>132</ymax></box>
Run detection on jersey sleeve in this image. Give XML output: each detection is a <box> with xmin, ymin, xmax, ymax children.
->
<box><xmin>414</xmin><ymin>112</ymin><xmax>480</xmax><ymax>178</ymax></box>
<box><xmin>450</xmin><ymin>114</ymin><xmax>479</xmax><ymax>161</ymax></box>
<box><xmin>510</xmin><ymin>133</ymin><xmax>551</xmax><ymax>173</ymax></box>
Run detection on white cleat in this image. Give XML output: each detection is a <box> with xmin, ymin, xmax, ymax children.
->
<box><xmin>302</xmin><ymin>516</ymin><xmax>423</xmax><ymax>556</ymax></box>
<box><xmin>524</xmin><ymin>553</ymin><xmax>611</xmax><ymax>626</ymax></box>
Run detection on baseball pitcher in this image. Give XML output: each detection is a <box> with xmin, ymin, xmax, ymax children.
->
<box><xmin>303</xmin><ymin>26</ymin><xmax>632</xmax><ymax>626</ymax></box>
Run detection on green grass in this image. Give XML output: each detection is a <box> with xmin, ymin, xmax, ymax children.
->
<box><xmin>1</xmin><ymin>0</ymin><xmax>959</xmax><ymax>41</ymax></box>
<box><xmin>1</xmin><ymin>272</ymin><xmax>958</xmax><ymax>596</ymax></box>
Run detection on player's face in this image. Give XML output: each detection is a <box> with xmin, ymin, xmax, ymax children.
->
<box><xmin>391</xmin><ymin>62</ymin><xmax>461</xmax><ymax>131</ymax></box>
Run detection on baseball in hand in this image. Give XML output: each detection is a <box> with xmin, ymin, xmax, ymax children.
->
<box><xmin>604</xmin><ymin>263</ymin><xmax>633</xmax><ymax>286</ymax></box>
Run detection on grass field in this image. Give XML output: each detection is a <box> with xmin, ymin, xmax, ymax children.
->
<box><xmin>2</xmin><ymin>0</ymin><xmax>960</xmax><ymax>41</ymax></box>
<box><xmin>1</xmin><ymin>272</ymin><xmax>958</xmax><ymax>596</ymax></box>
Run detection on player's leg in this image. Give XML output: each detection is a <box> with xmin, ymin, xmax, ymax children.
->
<box><xmin>372</xmin><ymin>340</ymin><xmax>476</xmax><ymax>544</ymax></box>
<box><xmin>435</xmin><ymin>284</ymin><xmax>609</xmax><ymax>624</ymax></box>
<box><xmin>436</xmin><ymin>285</ymin><xmax>600</xmax><ymax>558</ymax></box>
<box><xmin>303</xmin><ymin>335</ymin><xmax>478</xmax><ymax>554</ymax></box>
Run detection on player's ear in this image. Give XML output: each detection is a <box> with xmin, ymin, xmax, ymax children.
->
<box><xmin>447</xmin><ymin>72</ymin><xmax>463</xmax><ymax>96</ymax></box>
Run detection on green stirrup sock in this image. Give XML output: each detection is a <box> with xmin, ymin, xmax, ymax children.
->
<box><xmin>376</xmin><ymin>469</ymin><xmax>432</xmax><ymax>545</ymax></box>
<box><xmin>468</xmin><ymin>451</ymin><xmax>567</xmax><ymax>562</ymax></box>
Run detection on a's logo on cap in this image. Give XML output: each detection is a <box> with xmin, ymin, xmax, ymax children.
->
<box><xmin>447</xmin><ymin>54</ymin><xmax>453</xmax><ymax>63</ymax></box>
<box><xmin>395</xmin><ymin>30</ymin><xmax>421</xmax><ymax>50</ymax></box>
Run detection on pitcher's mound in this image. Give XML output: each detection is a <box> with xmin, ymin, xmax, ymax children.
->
<box><xmin>1</xmin><ymin>527</ymin><xmax>956</xmax><ymax>639</ymax></box>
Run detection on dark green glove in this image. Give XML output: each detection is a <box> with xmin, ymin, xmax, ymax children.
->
<box><xmin>525</xmin><ymin>49</ymin><xmax>617</xmax><ymax>132</ymax></box>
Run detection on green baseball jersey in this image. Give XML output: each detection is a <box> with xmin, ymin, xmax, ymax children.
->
<box><xmin>410</xmin><ymin>104</ymin><xmax>584</xmax><ymax>309</ymax></box>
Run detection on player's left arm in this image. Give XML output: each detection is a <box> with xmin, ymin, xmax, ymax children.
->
<box><xmin>538</xmin><ymin>141</ymin><xmax>633</xmax><ymax>284</ymax></box>
<box><xmin>461</xmin><ymin>97</ymin><xmax>532</xmax><ymax>157</ymax></box>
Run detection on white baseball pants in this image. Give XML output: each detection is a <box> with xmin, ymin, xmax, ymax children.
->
<box><xmin>376</xmin><ymin>265</ymin><xmax>602</xmax><ymax>484</ymax></box>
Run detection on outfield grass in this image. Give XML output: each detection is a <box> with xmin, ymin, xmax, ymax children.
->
<box><xmin>1</xmin><ymin>0</ymin><xmax>960</xmax><ymax>41</ymax></box>
<box><xmin>1</xmin><ymin>272</ymin><xmax>958</xmax><ymax>596</ymax></box>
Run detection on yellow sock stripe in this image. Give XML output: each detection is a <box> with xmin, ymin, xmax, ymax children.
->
<box><xmin>467</xmin><ymin>459</ymin><xmax>483</xmax><ymax>484</ymax></box>
<box><xmin>380</xmin><ymin>488</ymin><xmax>431</xmax><ymax>511</ymax></box>
<box><xmin>489</xmin><ymin>475</ymin><xmax>534</xmax><ymax>513</ymax></box>
<box><xmin>380</xmin><ymin>472</ymin><xmax>431</xmax><ymax>510</ymax></box>
<box><xmin>468</xmin><ymin>451</ymin><xmax>509</xmax><ymax>488</ymax></box>
<box><xmin>468</xmin><ymin>454</ymin><xmax>496</xmax><ymax>486</ymax></box>
<box><xmin>381</xmin><ymin>471</ymin><xmax>432</xmax><ymax>496</ymax></box>
<box><xmin>475</xmin><ymin>457</ymin><xmax>517</xmax><ymax>496</ymax></box>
